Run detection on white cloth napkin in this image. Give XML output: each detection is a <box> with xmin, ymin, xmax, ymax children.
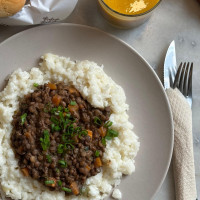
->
<box><xmin>166</xmin><ymin>88</ymin><xmax>197</xmax><ymax>200</ymax></box>
<box><xmin>0</xmin><ymin>0</ymin><xmax>78</xmax><ymax>26</ymax></box>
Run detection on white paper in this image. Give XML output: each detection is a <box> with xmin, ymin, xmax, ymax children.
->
<box><xmin>0</xmin><ymin>0</ymin><xmax>78</xmax><ymax>26</ymax></box>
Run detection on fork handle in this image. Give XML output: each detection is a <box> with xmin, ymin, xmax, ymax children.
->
<box><xmin>166</xmin><ymin>88</ymin><xmax>197</xmax><ymax>200</ymax></box>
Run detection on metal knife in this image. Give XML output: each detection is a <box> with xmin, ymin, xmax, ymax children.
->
<box><xmin>163</xmin><ymin>40</ymin><xmax>177</xmax><ymax>89</ymax></box>
<box><xmin>163</xmin><ymin>41</ymin><xmax>198</xmax><ymax>200</ymax></box>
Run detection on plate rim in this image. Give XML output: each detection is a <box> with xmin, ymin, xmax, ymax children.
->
<box><xmin>0</xmin><ymin>23</ymin><xmax>174</xmax><ymax>199</ymax></box>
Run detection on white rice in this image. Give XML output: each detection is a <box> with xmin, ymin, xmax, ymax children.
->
<box><xmin>112</xmin><ymin>189</ymin><xmax>122</xmax><ymax>199</ymax></box>
<box><xmin>0</xmin><ymin>53</ymin><xmax>140</xmax><ymax>200</ymax></box>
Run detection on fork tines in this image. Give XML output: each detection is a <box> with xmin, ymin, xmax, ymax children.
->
<box><xmin>173</xmin><ymin>62</ymin><xmax>193</xmax><ymax>97</ymax></box>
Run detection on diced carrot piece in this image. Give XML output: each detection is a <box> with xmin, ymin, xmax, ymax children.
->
<box><xmin>70</xmin><ymin>181</ymin><xmax>79</xmax><ymax>195</ymax></box>
<box><xmin>69</xmin><ymin>87</ymin><xmax>78</xmax><ymax>94</ymax></box>
<box><xmin>52</xmin><ymin>94</ymin><xmax>62</xmax><ymax>106</ymax></box>
<box><xmin>46</xmin><ymin>177</ymin><xmax>57</xmax><ymax>187</ymax></box>
<box><xmin>94</xmin><ymin>157</ymin><xmax>102</xmax><ymax>168</ymax></box>
<box><xmin>98</xmin><ymin>126</ymin><xmax>107</xmax><ymax>137</ymax></box>
<box><xmin>25</xmin><ymin>132</ymin><xmax>31</xmax><ymax>139</ymax></box>
<box><xmin>21</xmin><ymin>168</ymin><xmax>29</xmax><ymax>176</ymax></box>
<box><xmin>47</xmin><ymin>82</ymin><xmax>57</xmax><ymax>90</ymax></box>
<box><xmin>79</xmin><ymin>104</ymin><xmax>84</xmax><ymax>109</ymax></box>
<box><xmin>85</xmin><ymin>164</ymin><xmax>91</xmax><ymax>171</ymax></box>
<box><xmin>87</xmin><ymin>130</ymin><xmax>93</xmax><ymax>139</ymax></box>
<box><xmin>68</xmin><ymin>104</ymin><xmax>79</xmax><ymax>113</ymax></box>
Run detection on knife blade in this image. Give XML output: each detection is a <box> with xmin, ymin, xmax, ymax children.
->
<box><xmin>163</xmin><ymin>40</ymin><xmax>177</xmax><ymax>89</ymax></box>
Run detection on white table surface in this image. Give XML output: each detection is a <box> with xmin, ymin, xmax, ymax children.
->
<box><xmin>0</xmin><ymin>0</ymin><xmax>199</xmax><ymax>199</ymax></box>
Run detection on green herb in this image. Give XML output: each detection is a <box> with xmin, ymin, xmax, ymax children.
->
<box><xmin>57</xmin><ymin>144</ymin><xmax>64</xmax><ymax>154</ymax></box>
<box><xmin>50</xmin><ymin>116</ymin><xmax>59</xmax><ymax>125</ymax></box>
<box><xmin>64</xmin><ymin>108</ymin><xmax>69</xmax><ymax>113</ymax></box>
<box><xmin>62</xmin><ymin>187</ymin><xmax>72</xmax><ymax>193</ymax></box>
<box><xmin>58</xmin><ymin>160</ymin><xmax>67</xmax><ymax>168</ymax></box>
<box><xmin>106</xmin><ymin>129</ymin><xmax>119</xmax><ymax>138</ymax></box>
<box><xmin>95</xmin><ymin>150</ymin><xmax>100</xmax><ymax>157</ymax></box>
<box><xmin>55</xmin><ymin>168</ymin><xmax>60</xmax><ymax>173</ymax></box>
<box><xmin>78</xmin><ymin>130</ymin><xmax>87</xmax><ymax>138</ymax></box>
<box><xmin>40</xmin><ymin>130</ymin><xmax>50</xmax><ymax>151</ymax></box>
<box><xmin>105</xmin><ymin>135</ymin><xmax>112</xmax><ymax>140</ymax></box>
<box><xmin>64</xmin><ymin>143</ymin><xmax>75</xmax><ymax>150</ymax></box>
<box><xmin>57</xmin><ymin>106</ymin><xmax>63</xmax><ymax>111</ymax></box>
<box><xmin>33</xmin><ymin>83</ymin><xmax>39</xmax><ymax>87</ymax></box>
<box><xmin>54</xmin><ymin>125</ymin><xmax>61</xmax><ymax>131</ymax></box>
<box><xmin>66</xmin><ymin>113</ymin><xmax>71</xmax><ymax>118</ymax></box>
<box><xmin>94</xmin><ymin>116</ymin><xmax>102</xmax><ymax>126</ymax></box>
<box><xmin>104</xmin><ymin>121</ymin><xmax>113</xmax><ymax>128</ymax></box>
<box><xmin>101</xmin><ymin>137</ymin><xmax>106</xmax><ymax>146</ymax></box>
<box><xmin>70</xmin><ymin>101</ymin><xmax>77</xmax><ymax>106</ymax></box>
<box><xmin>66</xmin><ymin>124</ymin><xmax>74</xmax><ymax>135</ymax></box>
<box><xmin>46</xmin><ymin>155</ymin><xmax>52</xmax><ymax>163</ymax></box>
<box><xmin>59</xmin><ymin>112</ymin><xmax>65</xmax><ymax>123</ymax></box>
<box><xmin>51</xmin><ymin>124</ymin><xmax>55</xmax><ymax>130</ymax></box>
<box><xmin>58</xmin><ymin>180</ymin><xmax>62</xmax><ymax>187</ymax></box>
<box><xmin>21</xmin><ymin>113</ymin><xmax>27</xmax><ymax>125</ymax></box>
<box><xmin>51</xmin><ymin>108</ymin><xmax>57</xmax><ymax>114</ymax></box>
<box><xmin>45</xmin><ymin>180</ymin><xmax>54</xmax><ymax>185</ymax></box>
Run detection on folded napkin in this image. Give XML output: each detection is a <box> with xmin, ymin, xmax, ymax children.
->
<box><xmin>166</xmin><ymin>88</ymin><xmax>197</xmax><ymax>200</ymax></box>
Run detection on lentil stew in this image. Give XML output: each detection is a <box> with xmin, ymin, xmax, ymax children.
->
<box><xmin>11</xmin><ymin>82</ymin><xmax>119</xmax><ymax>195</ymax></box>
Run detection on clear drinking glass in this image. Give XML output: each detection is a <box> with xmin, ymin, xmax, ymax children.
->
<box><xmin>98</xmin><ymin>0</ymin><xmax>162</xmax><ymax>29</ymax></box>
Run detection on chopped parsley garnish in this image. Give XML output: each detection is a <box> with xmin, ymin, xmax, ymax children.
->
<box><xmin>40</xmin><ymin>130</ymin><xmax>50</xmax><ymax>151</ymax></box>
<box><xmin>58</xmin><ymin>160</ymin><xmax>67</xmax><ymax>168</ymax></box>
<box><xmin>64</xmin><ymin>108</ymin><xmax>69</xmax><ymax>112</ymax></box>
<box><xmin>58</xmin><ymin>180</ymin><xmax>62</xmax><ymax>187</ymax></box>
<box><xmin>51</xmin><ymin>124</ymin><xmax>62</xmax><ymax>132</ymax></box>
<box><xmin>21</xmin><ymin>113</ymin><xmax>27</xmax><ymax>125</ymax></box>
<box><xmin>57</xmin><ymin>144</ymin><xmax>64</xmax><ymax>154</ymax></box>
<box><xmin>57</xmin><ymin>106</ymin><xmax>63</xmax><ymax>111</ymax></box>
<box><xmin>78</xmin><ymin>130</ymin><xmax>88</xmax><ymax>138</ymax></box>
<box><xmin>94</xmin><ymin>116</ymin><xmax>102</xmax><ymax>126</ymax></box>
<box><xmin>33</xmin><ymin>83</ymin><xmax>39</xmax><ymax>87</ymax></box>
<box><xmin>101</xmin><ymin>137</ymin><xmax>106</xmax><ymax>146</ymax></box>
<box><xmin>106</xmin><ymin>129</ymin><xmax>119</xmax><ymax>138</ymax></box>
<box><xmin>95</xmin><ymin>150</ymin><xmax>100</xmax><ymax>157</ymax></box>
<box><xmin>104</xmin><ymin>121</ymin><xmax>113</xmax><ymax>128</ymax></box>
<box><xmin>50</xmin><ymin>108</ymin><xmax>57</xmax><ymax>114</ymax></box>
<box><xmin>102</xmin><ymin>127</ymin><xmax>119</xmax><ymax>144</ymax></box>
<box><xmin>62</xmin><ymin>187</ymin><xmax>72</xmax><ymax>193</ymax></box>
<box><xmin>55</xmin><ymin>168</ymin><xmax>60</xmax><ymax>173</ymax></box>
<box><xmin>70</xmin><ymin>101</ymin><xmax>77</xmax><ymax>106</ymax></box>
<box><xmin>46</xmin><ymin>155</ymin><xmax>52</xmax><ymax>163</ymax></box>
<box><xmin>50</xmin><ymin>116</ymin><xmax>59</xmax><ymax>125</ymax></box>
<box><xmin>66</xmin><ymin>113</ymin><xmax>71</xmax><ymax>118</ymax></box>
<box><xmin>45</xmin><ymin>180</ymin><xmax>54</xmax><ymax>185</ymax></box>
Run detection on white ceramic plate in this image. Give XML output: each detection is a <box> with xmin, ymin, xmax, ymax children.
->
<box><xmin>0</xmin><ymin>24</ymin><xmax>173</xmax><ymax>200</ymax></box>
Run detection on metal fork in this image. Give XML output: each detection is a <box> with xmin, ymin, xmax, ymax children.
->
<box><xmin>173</xmin><ymin>62</ymin><xmax>193</xmax><ymax>108</ymax></box>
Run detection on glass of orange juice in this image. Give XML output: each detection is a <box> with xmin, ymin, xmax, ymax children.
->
<box><xmin>98</xmin><ymin>0</ymin><xmax>162</xmax><ymax>29</ymax></box>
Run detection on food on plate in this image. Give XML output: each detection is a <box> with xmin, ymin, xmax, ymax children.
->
<box><xmin>11</xmin><ymin>82</ymin><xmax>114</xmax><ymax>194</ymax></box>
<box><xmin>0</xmin><ymin>0</ymin><xmax>26</xmax><ymax>18</ymax></box>
<box><xmin>103</xmin><ymin>0</ymin><xmax>160</xmax><ymax>15</ymax></box>
<box><xmin>0</xmin><ymin>53</ymin><xmax>140</xmax><ymax>200</ymax></box>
